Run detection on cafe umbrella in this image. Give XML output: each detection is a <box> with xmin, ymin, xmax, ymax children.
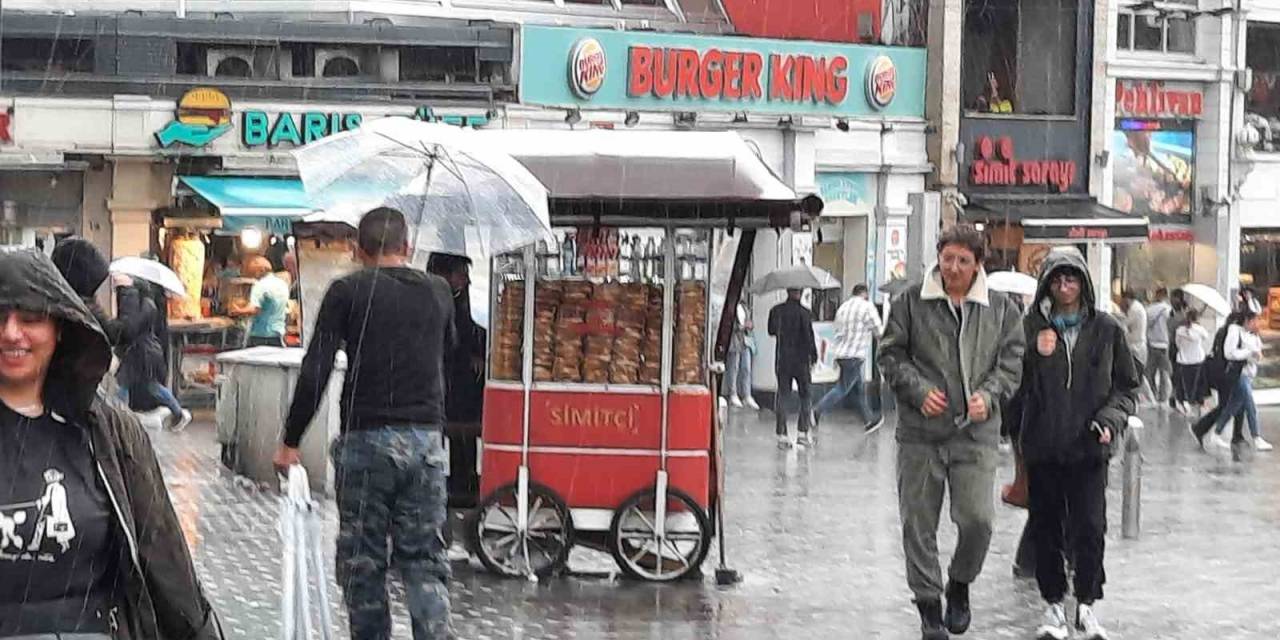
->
<box><xmin>292</xmin><ymin>116</ymin><xmax>553</xmax><ymax>257</ymax></box>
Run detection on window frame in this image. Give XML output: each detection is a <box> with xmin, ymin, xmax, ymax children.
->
<box><xmin>960</xmin><ymin>0</ymin><xmax>1081</xmax><ymax>118</ymax></box>
<box><xmin>1115</xmin><ymin>1</ymin><xmax>1199</xmax><ymax>57</ymax></box>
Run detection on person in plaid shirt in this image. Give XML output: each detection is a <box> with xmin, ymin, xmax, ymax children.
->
<box><xmin>814</xmin><ymin>284</ymin><xmax>884</xmax><ymax>432</ymax></box>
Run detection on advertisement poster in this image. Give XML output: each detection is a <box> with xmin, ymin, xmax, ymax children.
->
<box><xmin>1111</xmin><ymin>119</ymin><xmax>1195</xmax><ymax>220</ymax></box>
<box><xmin>885</xmin><ymin>220</ymin><xmax>908</xmax><ymax>281</ymax></box>
<box><xmin>812</xmin><ymin>322</ymin><xmax>840</xmax><ymax>384</ymax></box>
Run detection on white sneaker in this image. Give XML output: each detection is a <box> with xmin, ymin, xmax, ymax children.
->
<box><xmin>168</xmin><ymin>409</ymin><xmax>193</xmax><ymax>433</ymax></box>
<box><xmin>1255</xmin><ymin>436</ymin><xmax>1275</xmax><ymax>452</ymax></box>
<box><xmin>776</xmin><ymin>434</ymin><xmax>793</xmax><ymax>449</ymax></box>
<box><xmin>745</xmin><ymin>397</ymin><xmax>761</xmax><ymax>410</ymax></box>
<box><xmin>1075</xmin><ymin>603</ymin><xmax>1110</xmax><ymax>640</ymax></box>
<box><xmin>1035</xmin><ymin>602</ymin><xmax>1069</xmax><ymax>640</ymax></box>
<box><xmin>797</xmin><ymin>432</ymin><xmax>815</xmax><ymax>447</ymax></box>
<box><xmin>1209</xmin><ymin>432</ymin><xmax>1231</xmax><ymax>449</ymax></box>
<box><xmin>730</xmin><ymin>396</ymin><xmax>744</xmax><ymax>408</ymax></box>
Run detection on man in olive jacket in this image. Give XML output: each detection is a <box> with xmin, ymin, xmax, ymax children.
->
<box><xmin>879</xmin><ymin>225</ymin><xmax>1025</xmax><ymax>640</ymax></box>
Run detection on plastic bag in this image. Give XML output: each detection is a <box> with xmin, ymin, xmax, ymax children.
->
<box><xmin>279</xmin><ymin>465</ymin><xmax>335</xmax><ymax>640</ymax></box>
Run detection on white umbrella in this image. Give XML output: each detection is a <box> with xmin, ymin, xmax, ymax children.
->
<box><xmin>279</xmin><ymin>465</ymin><xmax>334</xmax><ymax>640</ymax></box>
<box><xmin>109</xmin><ymin>257</ymin><xmax>187</xmax><ymax>298</ymax></box>
<box><xmin>749</xmin><ymin>265</ymin><xmax>841</xmax><ymax>294</ymax></box>
<box><xmin>1180</xmin><ymin>283</ymin><xmax>1231</xmax><ymax>316</ymax></box>
<box><xmin>988</xmin><ymin>271</ymin><xmax>1039</xmax><ymax>297</ymax></box>
<box><xmin>293</xmin><ymin>117</ymin><xmax>553</xmax><ymax>258</ymax></box>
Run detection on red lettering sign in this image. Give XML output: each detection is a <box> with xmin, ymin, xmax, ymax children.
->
<box><xmin>625</xmin><ymin>46</ymin><xmax>844</xmax><ymax>106</ymax></box>
<box><xmin>1116</xmin><ymin>80</ymin><xmax>1204</xmax><ymax>119</ymax></box>
<box><xmin>1067</xmin><ymin>226</ymin><xmax>1110</xmax><ymax>239</ymax></box>
<box><xmin>1150</xmin><ymin>228</ymin><xmax>1194</xmax><ymax>242</ymax></box>
<box><xmin>0</xmin><ymin>112</ymin><xmax>10</xmax><ymax>143</ymax></box>
<box><xmin>970</xmin><ymin>136</ymin><xmax>1077</xmax><ymax>192</ymax></box>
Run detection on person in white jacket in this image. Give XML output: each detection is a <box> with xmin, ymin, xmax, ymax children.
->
<box><xmin>1205</xmin><ymin>306</ymin><xmax>1273</xmax><ymax>451</ymax></box>
<box><xmin>1173</xmin><ymin>308</ymin><xmax>1210</xmax><ymax>414</ymax></box>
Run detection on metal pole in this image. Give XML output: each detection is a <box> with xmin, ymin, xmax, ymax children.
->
<box><xmin>1120</xmin><ymin>416</ymin><xmax>1143</xmax><ymax>539</ymax></box>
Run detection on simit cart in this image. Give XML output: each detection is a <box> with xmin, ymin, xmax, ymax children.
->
<box><xmin>466</xmin><ymin>129</ymin><xmax>822</xmax><ymax>582</ymax></box>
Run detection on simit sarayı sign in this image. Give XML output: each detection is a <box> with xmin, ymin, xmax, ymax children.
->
<box><xmin>970</xmin><ymin>136</ymin><xmax>1077</xmax><ymax>193</ymax></box>
<box><xmin>524</xmin><ymin>26</ymin><xmax>925</xmax><ymax>118</ymax></box>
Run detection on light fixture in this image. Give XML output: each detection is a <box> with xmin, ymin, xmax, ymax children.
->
<box><xmin>624</xmin><ymin>111</ymin><xmax>640</xmax><ymax>127</ymax></box>
<box><xmin>286</xmin><ymin>235</ymin><xmax>296</xmax><ymax>250</ymax></box>
<box><xmin>674</xmin><ymin>111</ymin><xmax>697</xmax><ymax>128</ymax></box>
<box><xmin>732</xmin><ymin>112</ymin><xmax>749</xmax><ymax>124</ymax></box>
<box><xmin>240</xmin><ymin>228</ymin><xmax>263</xmax><ymax>250</ymax></box>
<box><xmin>565</xmin><ymin>108</ymin><xmax>582</xmax><ymax>126</ymax></box>
<box><xmin>836</xmin><ymin>118</ymin><xmax>850</xmax><ymax>132</ymax></box>
<box><xmin>974</xmin><ymin>223</ymin><xmax>986</xmax><ymax>232</ymax></box>
<box><xmin>778</xmin><ymin>115</ymin><xmax>794</xmax><ymax>129</ymax></box>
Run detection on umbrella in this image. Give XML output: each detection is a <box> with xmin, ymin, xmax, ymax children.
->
<box><xmin>987</xmin><ymin>271</ymin><xmax>1039</xmax><ymax>297</ymax></box>
<box><xmin>109</xmin><ymin>257</ymin><xmax>187</xmax><ymax>298</ymax></box>
<box><xmin>1180</xmin><ymin>283</ymin><xmax>1231</xmax><ymax>316</ymax></box>
<box><xmin>749</xmin><ymin>265</ymin><xmax>840</xmax><ymax>294</ymax></box>
<box><xmin>279</xmin><ymin>465</ymin><xmax>334</xmax><ymax>640</ymax></box>
<box><xmin>292</xmin><ymin>117</ymin><xmax>553</xmax><ymax>258</ymax></box>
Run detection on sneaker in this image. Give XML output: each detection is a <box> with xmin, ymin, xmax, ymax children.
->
<box><xmin>797</xmin><ymin>431</ymin><xmax>815</xmax><ymax>447</ymax></box>
<box><xmin>1209</xmin><ymin>432</ymin><xmax>1231</xmax><ymax>449</ymax></box>
<box><xmin>1188</xmin><ymin>422</ymin><xmax>1205</xmax><ymax>449</ymax></box>
<box><xmin>1075</xmin><ymin>603</ymin><xmax>1110</xmax><ymax>640</ymax></box>
<box><xmin>745</xmin><ymin>397</ymin><xmax>761</xmax><ymax>410</ymax></box>
<box><xmin>730</xmin><ymin>396</ymin><xmax>744</xmax><ymax>408</ymax></box>
<box><xmin>776</xmin><ymin>434</ymin><xmax>793</xmax><ymax>449</ymax></box>
<box><xmin>1255</xmin><ymin>437</ymin><xmax>1274</xmax><ymax>452</ymax></box>
<box><xmin>1034</xmin><ymin>602</ymin><xmax>1069</xmax><ymax>640</ymax></box>
<box><xmin>864</xmin><ymin>415</ymin><xmax>885</xmax><ymax>435</ymax></box>
<box><xmin>168</xmin><ymin>409</ymin><xmax>192</xmax><ymax>433</ymax></box>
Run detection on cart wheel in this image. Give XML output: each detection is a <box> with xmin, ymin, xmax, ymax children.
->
<box><xmin>609</xmin><ymin>487</ymin><xmax>711</xmax><ymax>582</ymax></box>
<box><xmin>470</xmin><ymin>482</ymin><xmax>573</xmax><ymax>578</ymax></box>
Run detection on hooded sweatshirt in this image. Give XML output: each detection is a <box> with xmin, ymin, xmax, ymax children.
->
<box><xmin>0</xmin><ymin>247</ymin><xmax>221</xmax><ymax>639</ymax></box>
<box><xmin>50</xmin><ymin>236</ymin><xmax>123</xmax><ymax>346</ymax></box>
<box><xmin>1008</xmin><ymin>248</ymin><xmax>1140</xmax><ymax>464</ymax></box>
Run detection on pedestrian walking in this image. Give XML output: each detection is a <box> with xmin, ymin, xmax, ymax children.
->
<box><xmin>114</xmin><ymin>276</ymin><xmax>192</xmax><ymax>431</ymax></box>
<box><xmin>1166</xmin><ymin>289</ymin><xmax>1188</xmax><ymax>409</ymax></box>
<box><xmin>1173</xmin><ymin>308</ymin><xmax>1210</xmax><ymax>414</ymax></box>
<box><xmin>427</xmin><ymin>252</ymin><xmax>486</xmax><ymax>507</ymax></box>
<box><xmin>724</xmin><ymin>299</ymin><xmax>761</xmax><ymax>409</ymax></box>
<box><xmin>274</xmin><ymin>208</ymin><xmax>457</xmax><ymax>640</ymax></box>
<box><xmin>1007</xmin><ymin>247</ymin><xmax>1139</xmax><ymax>640</ymax></box>
<box><xmin>879</xmin><ymin>225</ymin><xmax>1025</xmax><ymax>640</ymax></box>
<box><xmin>768</xmin><ymin>287</ymin><xmax>818</xmax><ymax>447</ymax></box>
<box><xmin>1120</xmin><ymin>290</ymin><xmax>1154</xmax><ymax>404</ymax></box>
<box><xmin>1146</xmin><ymin>288</ymin><xmax>1174</xmax><ymax>403</ymax></box>
<box><xmin>814</xmin><ymin>283</ymin><xmax>884</xmax><ymax>432</ymax></box>
<box><xmin>1191</xmin><ymin>303</ymin><xmax>1274</xmax><ymax>452</ymax></box>
<box><xmin>230</xmin><ymin>256</ymin><xmax>291</xmax><ymax>348</ymax></box>
<box><xmin>0</xmin><ymin>247</ymin><xmax>222</xmax><ymax>639</ymax></box>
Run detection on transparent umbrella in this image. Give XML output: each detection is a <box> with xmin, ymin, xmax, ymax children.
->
<box><xmin>292</xmin><ymin>117</ymin><xmax>553</xmax><ymax>257</ymax></box>
<box><xmin>748</xmin><ymin>265</ymin><xmax>841</xmax><ymax>294</ymax></box>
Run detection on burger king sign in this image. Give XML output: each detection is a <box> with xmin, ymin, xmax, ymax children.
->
<box><xmin>864</xmin><ymin>56</ymin><xmax>897</xmax><ymax>110</ymax></box>
<box><xmin>569</xmin><ymin>38</ymin><xmax>606</xmax><ymax>99</ymax></box>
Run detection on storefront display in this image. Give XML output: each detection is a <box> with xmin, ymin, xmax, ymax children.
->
<box><xmin>1111</xmin><ymin>119</ymin><xmax>1194</xmax><ymax>220</ymax></box>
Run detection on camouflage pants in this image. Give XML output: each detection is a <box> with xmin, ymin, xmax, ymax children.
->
<box><xmin>332</xmin><ymin>427</ymin><xmax>451</xmax><ymax>640</ymax></box>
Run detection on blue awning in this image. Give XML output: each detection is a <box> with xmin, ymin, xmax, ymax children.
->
<box><xmin>179</xmin><ymin>176</ymin><xmax>312</xmax><ymax>234</ymax></box>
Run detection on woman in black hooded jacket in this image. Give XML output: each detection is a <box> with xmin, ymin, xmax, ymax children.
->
<box><xmin>0</xmin><ymin>247</ymin><xmax>222</xmax><ymax>639</ymax></box>
<box><xmin>113</xmin><ymin>278</ymin><xmax>190</xmax><ymax>431</ymax></box>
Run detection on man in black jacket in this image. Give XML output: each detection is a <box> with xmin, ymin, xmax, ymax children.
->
<box><xmin>426</xmin><ymin>252</ymin><xmax>485</xmax><ymax>507</ymax></box>
<box><xmin>768</xmin><ymin>287</ymin><xmax>817</xmax><ymax>447</ymax></box>
<box><xmin>275</xmin><ymin>208</ymin><xmax>456</xmax><ymax>640</ymax></box>
<box><xmin>1009</xmin><ymin>247</ymin><xmax>1138</xmax><ymax>640</ymax></box>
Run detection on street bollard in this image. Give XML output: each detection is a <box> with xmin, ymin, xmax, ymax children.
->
<box><xmin>1121</xmin><ymin>415</ymin><xmax>1143</xmax><ymax>540</ymax></box>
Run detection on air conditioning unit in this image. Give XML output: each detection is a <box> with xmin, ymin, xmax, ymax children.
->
<box><xmin>207</xmin><ymin>47</ymin><xmax>291</xmax><ymax>80</ymax></box>
<box><xmin>315</xmin><ymin>47</ymin><xmax>364</xmax><ymax>78</ymax></box>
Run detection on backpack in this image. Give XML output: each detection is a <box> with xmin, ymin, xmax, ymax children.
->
<box><xmin>1204</xmin><ymin>324</ymin><xmax>1244</xmax><ymax>389</ymax></box>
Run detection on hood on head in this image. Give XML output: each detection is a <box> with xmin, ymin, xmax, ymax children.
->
<box><xmin>51</xmin><ymin>237</ymin><xmax>110</xmax><ymax>300</ymax></box>
<box><xmin>0</xmin><ymin>247</ymin><xmax>111</xmax><ymax>416</ymax></box>
<box><xmin>1034</xmin><ymin>246</ymin><xmax>1096</xmax><ymax>315</ymax></box>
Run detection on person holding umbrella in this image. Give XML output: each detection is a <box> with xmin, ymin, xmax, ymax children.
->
<box><xmin>879</xmin><ymin>225</ymin><xmax>1025</xmax><ymax>640</ymax></box>
<box><xmin>768</xmin><ymin>287</ymin><xmax>818</xmax><ymax>447</ymax></box>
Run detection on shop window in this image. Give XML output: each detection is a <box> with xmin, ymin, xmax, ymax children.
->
<box><xmin>962</xmin><ymin>0</ymin><xmax>1077</xmax><ymax>116</ymax></box>
<box><xmin>1246</xmin><ymin>23</ymin><xmax>1280</xmax><ymax>150</ymax></box>
<box><xmin>1116</xmin><ymin>5</ymin><xmax>1196</xmax><ymax>55</ymax></box>
<box><xmin>1</xmin><ymin>38</ymin><xmax>94</xmax><ymax>73</ymax></box>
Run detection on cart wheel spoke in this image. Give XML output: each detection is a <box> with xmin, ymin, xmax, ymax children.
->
<box><xmin>528</xmin><ymin>496</ymin><xmax>545</xmax><ymax>521</ymax></box>
<box><xmin>494</xmin><ymin>506</ymin><xmax>520</xmax><ymax>530</ymax></box>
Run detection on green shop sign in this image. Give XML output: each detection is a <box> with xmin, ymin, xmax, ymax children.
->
<box><xmin>240</xmin><ymin>106</ymin><xmax>490</xmax><ymax>148</ymax></box>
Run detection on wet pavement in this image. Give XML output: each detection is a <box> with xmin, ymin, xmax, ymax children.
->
<box><xmin>152</xmin><ymin>405</ymin><xmax>1280</xmax><ymax>639</ymax></box>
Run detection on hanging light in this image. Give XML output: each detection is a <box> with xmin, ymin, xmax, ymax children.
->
<box><xmin>241</xmin><ymin>227</ymin><xmax>263</xmax><ymax>250</ymax></box>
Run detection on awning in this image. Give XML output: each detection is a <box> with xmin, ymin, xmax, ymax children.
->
<box><xmin>963</xmin><ymin>197</ymin><xmax>1149</xmax><ymax>244</ymax></box>
<box><xmin>472</xmin><ymin>129</ymin><xmax>821</xmax><ymax>223</ymax></box>
<box><xmin>178</xmin><ymin>176</ymin><xmax>313</xmax><ymax>234</ymax></box>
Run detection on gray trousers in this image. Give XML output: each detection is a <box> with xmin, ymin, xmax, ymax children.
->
<box><xmin>897</xmin><ymin>439</ymin><xmax>998</xmax><ymax>602</ymax></box>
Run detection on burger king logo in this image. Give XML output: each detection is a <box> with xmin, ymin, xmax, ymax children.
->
<box><xmin>865</xmin><ymin>56</ymin><xmax>897</xmax><ymax>110</ymax></box>
<box><xmin>155</xmin><ymin>87</ymin><xmax>233</xmax><ymax>148</ymax></box>
<box><xmin>569</xmin><ymin>38</ymin><xmax>606</xmax><ymax>99</ymax></box>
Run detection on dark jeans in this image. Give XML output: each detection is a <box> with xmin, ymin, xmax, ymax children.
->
<box><xmin>1027</xmin><ymin>460</ymin><xmax>1108</xmax><ymax>604</ymax></box>
<box><xmin>247</xmin><ymin>334</ymin><xmax>286</xmax><ymax>348</ymax></box>
<box><xmin>1214</xmin><ymin>375</ymin><xmax>1260</xmax><ymax>439</ymax></box>
<box><xmin>117</xmin><ymin>381</ymin><xmax>183</xmax><ymax>417</ymax></box>
<box><xmin>1193</xmin><ymin>384</ymin><xmax>1249</xmax><ymax>444</ymax></box>
<box><xmin>332</xmin><ymin>427</ymin><xmax>451</xmax><ymax>640</ymax></box>
<box><xmin>814</xmin><ymin>357</ymin><xmax>878</xmax><ymax>424</ymax></box>
<box><xmin>1173</xmin><ymin>362</ymin><xmax>1206</xmax><ymax>404</ymax></box>
<box><xmin>775</xmin><ymin>365</ymin><xmax>813</xmax><ymax>436</ymax></box>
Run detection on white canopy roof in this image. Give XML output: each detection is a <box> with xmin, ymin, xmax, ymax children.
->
<box><xmin>473</xmin><ymin>129</ymin><xmax>800</xmax><ymax>202</ymax></box>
